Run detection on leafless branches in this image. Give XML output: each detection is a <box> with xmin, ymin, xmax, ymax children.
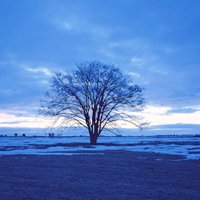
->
<box><xmin>41</xmin><ymin>61</ymin><xmax>144</xmax><ymax>144</ymax></box>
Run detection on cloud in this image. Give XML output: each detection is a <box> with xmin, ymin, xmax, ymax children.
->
<box><xmin>0</xmin><ymin>108</ymin><xmax>75</xmax><ymax>128</ymax></box>
<box><xmin>26</xmin><ymin>67</ymin><xmax>53</xmax><ymax>76</ymax></box>
<box><xmin>0</xmin><ymin>108</ymin><xmax>56</xmax><ymax>128</ymax></box>
<box><xmin>49</xmin><ymin>13</ymin><xmax>115</xmax><ymax>38</ymax></box>
<box><xmin>141</xmin><ymin>105</ymin><xmax>200</xmax><ymax>126</ymax></box>
<box><xmin>0</xmin><ymin>58</ymin><xmax>54</xmax><ymax>107</ymax></box>
<box><xmin>131</xmin><ymin>57</ymin><xmax>145</xmax><ymax>67</ymax></box>
<box><xmin>129</xmin><ymin>72</ymin><xmax>141</xmax><ymax>78</ymax></box>
<box><xmin>143</xmin><ymin>105</ymin><xmax>172</xmax><ymax>115</ymax></box>
<box><xmin>0</xmin><ymin>121</ymin><xmax>27</xmax><ymax>125</ymax></box>
<box><xmin>0</xmin><ymin>104</ymin><xmax>199</xmax><ymax>129</ymax></box>
<box><xmin>167</xmin><ymin>105</ymin><xmax>200</xmax><ymax>114</ymax></box>
<box><xmin>51</xmin><ymin>18</ymin><xmax>74</xmax><ymax>31</ymax></box>
<box><xmin>0</xmin><ymin>111</ymin><xmax>49</xmax><ymax>128</ymax></box>
<box><xmin>1</xmin><ymin>0</ymin><xmax>200</xmax><ymax>128</ymax></box>
<box><xmin>0</xmin><ymin>58</ymin><xmax>53</xmax><ymax>77</ymax></box>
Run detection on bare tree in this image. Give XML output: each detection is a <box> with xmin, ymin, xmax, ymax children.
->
<box><xmin>41</xmin><ymin>61</ymin><xmax>144</xmax><ymax>144</ymax></box>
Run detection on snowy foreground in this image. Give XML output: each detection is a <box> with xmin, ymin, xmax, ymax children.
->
<box><xmin>0</xmin><ymin>136</ymin><xmax>200</xmax><ymax>160</ymax></box>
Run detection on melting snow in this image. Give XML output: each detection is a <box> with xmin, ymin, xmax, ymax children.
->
<box><xmin>0</xmin><ymin>136</ymin><xmax>199</xmax><ymax>160</ymax></box>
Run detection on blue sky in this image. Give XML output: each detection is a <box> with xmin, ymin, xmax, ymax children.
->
<box><xmin>0</xmin><ymin>0</ymin><xmax>200</xmax><ymax>128</ymax></box>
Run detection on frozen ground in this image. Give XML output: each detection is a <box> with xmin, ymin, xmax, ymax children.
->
<box><xmin>0</xmin><ymin>136</ymin><xmax>200</xmax><ymax>160</ymax></box>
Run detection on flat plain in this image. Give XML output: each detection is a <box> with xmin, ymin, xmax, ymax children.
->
<box><xmin>0</xmin><ymin>150</ymin><xmax>199</xmax><ymax>200</ymax></box>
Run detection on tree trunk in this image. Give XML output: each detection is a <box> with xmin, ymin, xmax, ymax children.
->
<box><xmin>90</xmin><ymin>134</ymin><xmax>98</xmax><ymax>145</ymax></box>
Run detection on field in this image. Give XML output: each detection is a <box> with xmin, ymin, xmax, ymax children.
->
<box><xmin>0</xmin><ymin>136</ymin><xmax>200</xmax><ymax>199</ymax></box>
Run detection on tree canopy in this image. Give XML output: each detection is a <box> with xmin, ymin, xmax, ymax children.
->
<box><xmin>41</xmin><ymin>61</ymin><xmax>144</xmax><ymax>144</ymax></box>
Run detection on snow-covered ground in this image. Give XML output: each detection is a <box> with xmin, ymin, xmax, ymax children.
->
<box><xmin>0</xmin><ymin>136</ymin><xmax>200</xmax><ymax>160</ymax></box>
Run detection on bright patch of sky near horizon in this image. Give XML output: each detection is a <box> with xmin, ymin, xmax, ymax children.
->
<box><xmin>0</xmin><ymin>0</ymin><xmax>200</xmax><ymax>129</ymax></box>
